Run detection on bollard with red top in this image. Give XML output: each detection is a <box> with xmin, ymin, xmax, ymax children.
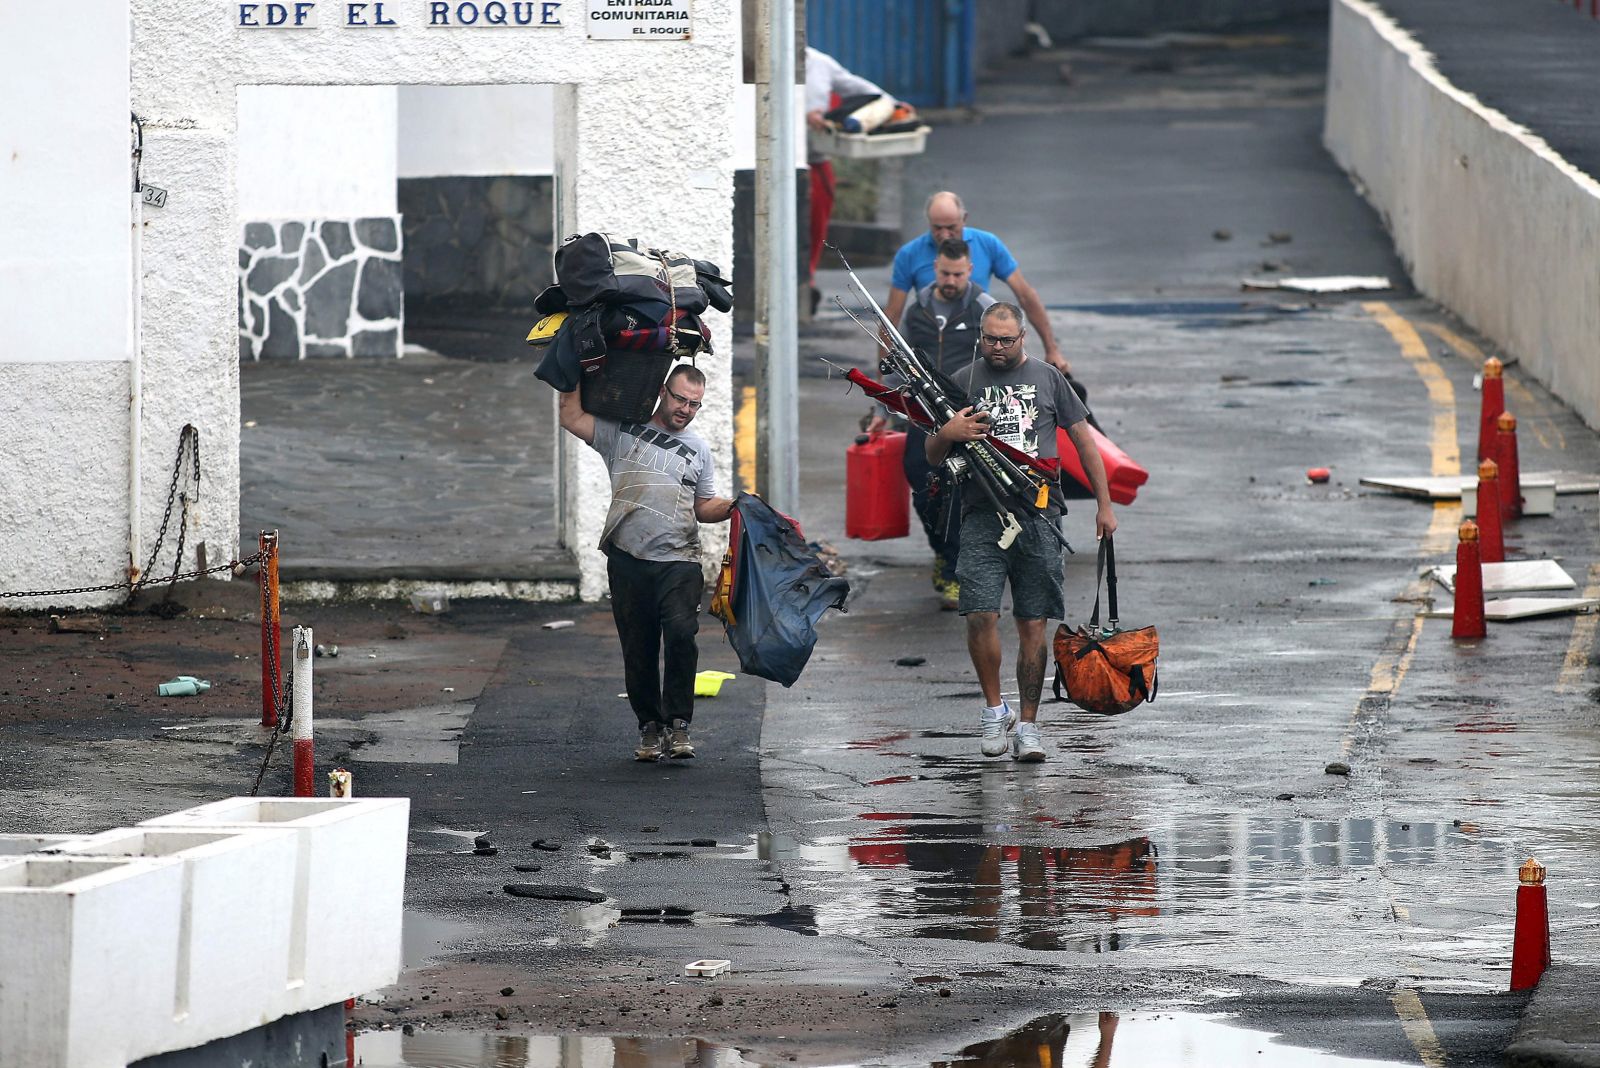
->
<box><xmin>291</xmin><ymin>625</ymin><xmax>315</xmax><ymax>797</ymax></box>
<box><xmin>1478</xmin><ymin>357</ymin><xmax>1505</xmax><ymax>461</ymax></box>
<box><xmin>1510</xmin><ymin>857</ymin><xmax>1551</xmax><ymax>991</ymax></box>
<box><xmin>1496</xmin><ymin>411</ymin><xmax>1522</xmax><ymax>521</ymax></box>
<box><xmin>1475</xmin><ymin>460</ymin><xmax>1505</xmax><ymax>564</ymax></box>
<box><xmin>1452</xmin><ymin>519</ymin><xmax>1487</xmax><ymax>640</ymax></box>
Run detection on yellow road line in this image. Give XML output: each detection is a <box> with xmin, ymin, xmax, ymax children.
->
<box><xmin>1391</xmin><ymin>988</ymin><xmax>1448</xmax><ymax>1068</ymax></box>
<box><xmin>1557</xmin><ymin>562</ymin><xmax>1600</xmax><ymax>693</ymax></box>
<box><xmin>1364</xmin><ymin>303</ymin><xmax>1462</xmax><ymax>556</ymax></box>
<box><xmin>1341</xmin><ymin>573</ymin><xmax>1429</xmax><ymax>760</ymax></box>
<box><xmin>736</xmin><ymin>385</ymin><xmax>758</xmax><ymax>496</ymax></box>
<box><xmin>1420</xmin><ymin>321</ymin><xmax>1561</xmax><ymax>451</ymax></box>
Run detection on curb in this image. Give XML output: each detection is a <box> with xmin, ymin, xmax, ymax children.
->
<box><xmin>1505</xmin><ymin>966</ymin><xmax>1600</xmax><ymax>1068</ymax></box>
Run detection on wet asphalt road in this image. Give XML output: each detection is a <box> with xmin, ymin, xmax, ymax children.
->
<box><xmin>5</xmin><ymin>17</ymin><xmax>1598</xmax><ymax>1068</ymax></box>
<box><xmin>345</xmin><ymin>20</ymin><xmax>1599</xmax><ymax>1068</ymax></box>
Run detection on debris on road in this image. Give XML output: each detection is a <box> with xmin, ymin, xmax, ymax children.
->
<box><xmin>1325</xmin><ymin>761</ymin><xmax>1351</xmax><ymax>776</ymax></box>
<box><xmin>684</xmin><ymin>959</ymin><xmax>731</xmax><ymax>977</ymax></box>
<box><xmin>895</xmin><ymin>656</ymin><xmax>926</xmax><ymax>667</ymax></box>
<box><xmin>503</xmin><ymin>884</ymin><xmax>606</xmax><ymax>903</ymax></box>
<box><xmin>531</xmin><ymin>839</ymin><xmax>562</xmax><ymax>851</ymax></box>
<box><xmin>1305</xmin><ymin>467</ymin><xmax>1331</xmax><ymax>483</ymax></box>
<box><xmin>1242</xmin><ymin>275</ymin><xmax>1392</xmax><ymax>293</ymax></box>
<box><xmin>314</xmin><ymin>643</ymin><xmax>339</xmax><ymax>657</ymax></box>
<box><xmin>1431</xmin><ymin>559</ymin><xmax>1575</xmax><ymax>595</ymax></box>
<box><xmin>47</xmin><ymin>614</ymin><xmax>105</xmax><ymax>634</ymax></box>
<box><xmin>542</xmin><ymin>620</ymin><xmax>575</xmax><ymax>630</ymax></box>
<box><xmin>157</xmin><ymin>676</ymin><xmax>211</xmax><ymax>697</ymax></box>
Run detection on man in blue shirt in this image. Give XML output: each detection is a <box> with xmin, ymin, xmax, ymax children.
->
<box><xmin>882</xmin><ymin>191</ymin><xmax>1069</xmax><ymax>375</ymax></box>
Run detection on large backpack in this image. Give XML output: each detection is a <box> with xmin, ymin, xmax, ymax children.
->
<box><xmin>554</xmin><ymin>232</ymin><xmax>709</xmax><ymax>314</ymax></box>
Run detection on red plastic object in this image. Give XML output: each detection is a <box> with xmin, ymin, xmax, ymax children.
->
<box><xmin>1306</xmin><ymin>467</ymin><xmax>1331</xmax><ymax>483</ymax></box>
<box><xmin>1452</xmin><ymin>520</ymin><xmax>1486</xmax><ymax>640</ymax></box>
<box><xmin>1055</xmin><ymin>425</ymin><xmax>1150</xmax><ymax>505</ymax></box>
<box><xmin>845</xmin><ymin>432</ymin><xmax>910</xmax><ymax>540</ymax></box>
<box><xmin>1478</xmin><ymin>358</ymin><xmax>1505</xmax><ymax>461</ymax></box>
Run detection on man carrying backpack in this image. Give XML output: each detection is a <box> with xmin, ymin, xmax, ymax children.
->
<box><xmin>557</xmin><ymin>366</ymin><xmax>735</xmax><ymax>762</ymax></box>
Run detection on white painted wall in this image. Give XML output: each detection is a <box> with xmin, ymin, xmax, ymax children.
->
<box><xmin>0</xmin><ymin>3</ymin><xmax>131</xmax><ymax>364</ymax></box>
<box><xmin>397</xmin><ymin>84</ymin><xmax>555</xmax><ymax>177</ymax></box>
<box><xmin>238</xmin><ymin>85</ymin><xmax>399</xmax><ymax>217</ymax></box>
<box><xmin>123</xmin><ymin>0</ymin><xmax>738</xmax><ymax>602</ymax></box>
<box><xmin>0</xmin><ymin>2</ymin><xmax>131</xmax><ymax>608</ymax></box>
<box><xmin>1325</xmin><ymin>0</ymin><xmax>1600</xmax><ymax>432</ymax></box>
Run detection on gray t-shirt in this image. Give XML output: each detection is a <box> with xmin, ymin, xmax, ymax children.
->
<box><xmin>589</xmin><ymin>418</ymin><xmax>717</xmax><ymax>563</ymax></box>
<box><xmin>951</xmin><ymin>355</ymin><xmax>1090</xmax><ymax>512</ymax></box>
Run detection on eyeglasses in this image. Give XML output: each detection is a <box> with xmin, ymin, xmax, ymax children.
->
<box><xmin>980</xmin><ymin>333</ymin><xmax>1021</xmax><ymax>347</ymax></box>
<box><xmin>665</xmin><ymin>387</ymin><xmax>703</xmax><ymax>411</ymax></box>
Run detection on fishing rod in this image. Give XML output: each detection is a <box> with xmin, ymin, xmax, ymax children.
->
<box><xmin>831</xmin><ymin>252</ymin><xmax>1069</xmax><ymax>552</ymax></box>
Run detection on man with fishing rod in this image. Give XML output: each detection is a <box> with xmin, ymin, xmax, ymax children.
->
<box><xmin>926</xmin><ymin>302</ymin><xmax>1117</xmax><ymax>762</ymax></box>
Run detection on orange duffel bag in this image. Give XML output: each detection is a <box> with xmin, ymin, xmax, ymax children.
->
<box><xmin>1052</xmin><ymin>535</ymin><xmax>1159</xmax><ymax>715</ymax></box>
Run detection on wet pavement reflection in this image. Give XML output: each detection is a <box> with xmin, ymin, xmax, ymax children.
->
<box><xmin>355</xmin><ymin>1012</ymin><xmax>1417</xmax><ymax>1067</ymax></box>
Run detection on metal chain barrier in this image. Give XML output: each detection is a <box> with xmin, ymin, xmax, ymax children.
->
<box><xmin>0</xmin><ymin>425</ymin><xmax>255</xmax><ymax>601</ymax></box>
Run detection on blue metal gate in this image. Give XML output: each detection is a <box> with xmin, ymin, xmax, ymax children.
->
<box><xmin>807</xmin><ymin>0</ymin><xmax>977</xmax><ymax>109</ymax></box>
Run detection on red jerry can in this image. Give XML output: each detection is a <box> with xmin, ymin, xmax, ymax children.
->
<box><xmin>845</xmin><ymin>431</ymin><xmax>910</xmax><ymax>540</ymax></box>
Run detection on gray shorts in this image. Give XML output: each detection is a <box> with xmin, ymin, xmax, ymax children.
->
<box><xmin>955</xmin><ymin>509</ymin><xmax>1065</xmax><ymax>620</ymax></box>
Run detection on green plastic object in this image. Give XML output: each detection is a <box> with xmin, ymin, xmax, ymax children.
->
<box><xmin>157</xmin><ymin>676</ymin><xmax>212</xmax><ymax>697</ymax></box>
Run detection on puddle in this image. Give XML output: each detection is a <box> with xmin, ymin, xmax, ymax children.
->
<box><xmin>766</xmin><ymin>816</ymin><xmax>1510</xmax><ymax>956</ymax></box>
<box><xmin>354</xmin><ymin>1011</ymin><xmax>1416</xmax><ymax>1067</ymax></box>
<box><xmin>403</xmin><ymin>911</ymin><xmax>481</xmax><ymax>967</ymax></box>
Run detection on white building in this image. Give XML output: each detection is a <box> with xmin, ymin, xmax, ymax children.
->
<box><xmin>1</xmin><ymin>0</ymin><xmax>754</xmax><ymax>606</ymax></box>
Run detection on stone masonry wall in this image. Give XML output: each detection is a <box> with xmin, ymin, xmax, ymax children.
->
<box><xmin>398</xmin><ymin>176</ymin><xmax>553</xmax><ymax>312</ymax></box>
<box><xmin>239</xmin><ymin>217</ymin><xmax>404</xmax><ymax>359</ymax></box>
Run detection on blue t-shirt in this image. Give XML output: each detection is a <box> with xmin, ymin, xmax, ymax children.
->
<box><xmin>890</xmin><ymin>227</ymin><xmax>1019</xmax><ymax>294</ymax></box>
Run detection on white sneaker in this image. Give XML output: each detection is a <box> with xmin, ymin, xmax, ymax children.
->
<box><xmin>1011</xmin><ymin>721</ymin><xmax>1046</xmax><ymax>763</ymax></box>
<box><xmin>980</xmin><ymin>703</ymin><xmax>1017</xmax><ymax>757</ymax></box>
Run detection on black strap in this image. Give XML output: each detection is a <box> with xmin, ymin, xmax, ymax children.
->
<box><xmin>1088</xmin><ymin>534</ymin><xmax>1118</xmax><ymax>631</ymax></box>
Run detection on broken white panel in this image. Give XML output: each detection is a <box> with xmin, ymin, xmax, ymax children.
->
<box><xmin>1484</xmin><ymin>597</ymin><xmax>1600</xmax><ymax>620</ymax></box>
<box><xmin>1241</xmin><ymin>275</ymin><xmax>1392</xmax><ymax>292</ymax></box>
<box><xmin>685</xmin><ymin>958</ymin><xmax>732</xmax><ymax>977</ymax></box>
<box><xmin>143</xmin><ymin>797</ymin><xmax>410</xmax><ymax>1014</ymax></box>
<box><xmin>1360</xmin><ymin>472</ymin><xmax>1591</xmax><ymax>500</ymax></box>
<box><xmin>1431</xmin><ymin>559</ymin><xmax>1576</xmax><ymax>595</ymax></box>
<box><xmin>1461</xmin><ymin>479</ymin><xmax>1556</xmax><ymax>517</ymax></box>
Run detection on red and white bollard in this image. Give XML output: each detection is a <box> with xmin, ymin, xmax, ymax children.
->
<box><xmin>292</xmin><ymin>625</ymin><xmax>314</xmax><ymax>798</ymax></box>
<box><xmin>1511</xmin><ymin>857</ymin><xmax>1551</xmax><ymax>991</ymax></box>
<box><xmin>1478</xmin><ymin>356</ymin><xmax>1505</xmax><ymax>462</ymax></box>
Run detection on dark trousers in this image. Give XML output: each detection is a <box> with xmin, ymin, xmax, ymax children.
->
<box><xmin>606</xmin><ymin>546</ymin><xmax>704</xmax><ymax>727</ymax></box>
<box><xmin>902</xmin><ymin>426</ymin><xmax>961</xmax><ymax>583</ymax></box>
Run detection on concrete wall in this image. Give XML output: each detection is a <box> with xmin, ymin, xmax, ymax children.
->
<box><xmin>238</xmin><ymin>86</ymin><xmax>398</xmax><ymax>217</ymax></box>
<box><xmin>0</xmin><ymin>2</ymin><xmax>132</xmax><ymax>608</ymax></box>
<box><xmin>1325</xmin><ymin>0</ymin><xmax>1600</xmax><ymax>432</ymax></box>
<box><xmin>1034</xmin><ymin>0</ymin><xmax>1327</xmax><ymax>42</ymax></box>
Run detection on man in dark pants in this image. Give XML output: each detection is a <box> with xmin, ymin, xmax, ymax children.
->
<box><xmin>557</xmin><ymin>365</ymin><xmax>734</xmax><ymax>761</ymax></box>
<box><xmin>870</xmin><ymin>237</ymin><xmax>993</xmax><ymax>608</ymax></box>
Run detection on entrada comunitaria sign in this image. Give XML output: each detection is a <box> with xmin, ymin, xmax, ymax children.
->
<box><xmin>586</xmin><ymin>0</ymin><xmax>691</xmax><ymax>40</ymax></box>
<box><xmin>235</xmin><ymin>2</ymin><xmax>565</xmax><ymax>28</ymax></box>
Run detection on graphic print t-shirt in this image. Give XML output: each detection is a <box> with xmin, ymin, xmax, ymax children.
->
<box><xmin>589</xmin><ymin>418</ymin><xmax>716</xmax><ymax>563</ymax></box>
<box><xmin>952</xmin><ymin>356</ymin><xmax>1089</xmax><ymax>513</ymax></box>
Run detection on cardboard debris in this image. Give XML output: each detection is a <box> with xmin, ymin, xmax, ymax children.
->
<box><xmin>1360</xmin><ymin>472</ymin><xmax>1596</xmax><ymax>500</ymax></box>
<box><xmin>1242</xmin><ymin>275</ymin><xmax>1392</xmax><ymax>293</ymax></box>
<box><xmin>1431</xmin><ymin>559</ymin><xmax>1576</xmax><ymax>595</ymax></box>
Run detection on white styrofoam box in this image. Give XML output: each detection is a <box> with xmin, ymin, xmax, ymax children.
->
<box><xmin>1462</xmin><ymin>478</ymin><xmax>1556</xmax><ymax>517</ymax></box>
<box><xmin>0</xmin><ymin>856</ymin><xmax>185</xmax><ymax>1068</ymax></box>
<box><xmin>0</xmin><ymin>834</ymin><xmax>83</xmax><ymax>855</ymax></box>
<box><xmin>56</xmin><ymin>827</ymin><xmax>300</xmax><ymax>1056</ymax></box>
<box><xmin>808</xmin><ymin>125</ymin><xmax>930</xmax><ymax>159</ymax></box>
<box><xmin>141</xmin><ymin>797</ymin><xmax>410</xmax><ymax>1011</ymax></box>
